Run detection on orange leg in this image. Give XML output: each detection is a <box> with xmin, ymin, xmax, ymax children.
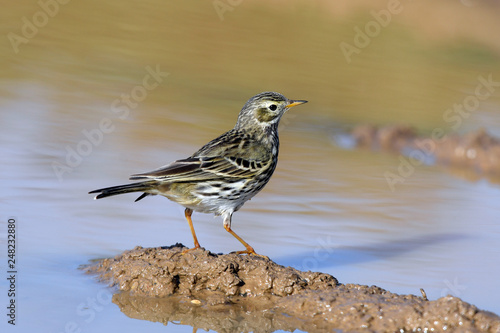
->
<box><xmin>182</xmin><ymin>208</ymin><xmax>201</xmax><ymax>254</ymax></box>
<box><xmin>224</xmin><ymin>224</ymin><xmax>268</xmax><ymax>259</ymax></box>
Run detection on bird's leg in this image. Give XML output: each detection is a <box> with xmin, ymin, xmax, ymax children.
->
<box><xmin>223</xmin><ymin>214</ymin><xmax>268</xmax><ymax>259</ymax></box>
<box><xmin>224</xmin><ymin>224</ymin><xmax>256</xmax><ymax>254</ymax></box>
<box><xmin>182</xmin><ymin>208</ymin><xmax>201</xmax><ymax>254</ymax></box>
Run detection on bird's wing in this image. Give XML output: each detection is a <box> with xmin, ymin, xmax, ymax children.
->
<box><xmin>130</xmin><ymin>157</ymin><xmax>204</xmax><ymax>181</ymax></box>
<box><xmin>130</xmin><ymin>134</ymin><xmax>272</xmax><ymax>182</ymax></box>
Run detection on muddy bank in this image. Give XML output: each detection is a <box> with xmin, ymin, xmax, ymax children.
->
<box><xmin>346</xmin><ymin>125</ymin><xmax>500</xmax><ymax>179</ymax></box>
<box><xmin>85</xmin><ymin>244</ymin><xmax>500</xmax><ymax>332</ymax></box>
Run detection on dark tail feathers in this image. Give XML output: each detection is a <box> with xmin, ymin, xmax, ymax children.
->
<box><xmin>89</xmin><ymin>181</ymin><xmax>157</xmax><ymax>202</ymax></box>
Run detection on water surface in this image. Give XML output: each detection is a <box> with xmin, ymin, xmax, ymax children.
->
<box><xmin>2</xmin><ymin>1</ymin><xmax>500</xmax><ymax>332</ymax></box>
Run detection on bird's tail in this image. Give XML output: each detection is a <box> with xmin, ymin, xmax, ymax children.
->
<box><xmin>89</xmin><ymin>181</ymin><xmax>158</xmax><ymax>202</ymax></box>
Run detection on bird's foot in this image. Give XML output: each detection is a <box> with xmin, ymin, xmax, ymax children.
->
<box><xmin>181</xmin><ymin>244</ymin><xmax>201</xmax><ymax>255</ymax></box>
<box><xmin>231</xmin><ymin>247</ymin><xmax>269</xmax><ymax>260</ymax></box>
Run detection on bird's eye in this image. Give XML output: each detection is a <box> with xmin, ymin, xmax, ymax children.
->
<box><xmin>269</xmin><ymin>104</ymin><xmax>277</xmax><ymax>111</ymax></box>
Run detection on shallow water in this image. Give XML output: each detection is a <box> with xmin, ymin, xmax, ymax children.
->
<box><xmin>2</xmin><ymin>1</ymin><xmax>500</xmax><ymax>332</ymax></box>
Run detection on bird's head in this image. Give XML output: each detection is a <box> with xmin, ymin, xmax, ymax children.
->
<box><xmin>235</xmin><ymin>92</ymin><xmax>307</xmax><ymax>131</ymax></box>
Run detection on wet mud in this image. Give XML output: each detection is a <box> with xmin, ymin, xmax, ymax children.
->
<box><xmin>348</xmin><ymin>125</ymin><xmax>500</xmax><ymax>180</ymax></box>
<box><xmin>85</xmin><ymin>244</ymin><xmax>500</xmax><ymax>332</ymax></box>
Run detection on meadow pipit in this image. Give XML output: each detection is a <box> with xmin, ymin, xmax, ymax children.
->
<box><xmin>89</xmin><ymin>92</ymin><xmax>307</xmax><ymax>256</ymax></box>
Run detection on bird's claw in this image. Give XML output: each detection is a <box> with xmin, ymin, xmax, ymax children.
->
<box><xmin>181</xmin><ymin>245</ymin><xmax>201</xmax><ymax>255</ymax></box>
<box><xmin>230</xmin><ymin>248</ymin><xmax>269</xmax><ymax>260</ymax></box>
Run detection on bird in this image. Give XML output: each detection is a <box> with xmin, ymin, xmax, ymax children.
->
<box><xmin>89</xmin><ymin>91</ymin><xmax>307</xmax><ymax>256</ymax></box>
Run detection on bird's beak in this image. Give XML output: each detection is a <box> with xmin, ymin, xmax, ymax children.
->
<box><xmin>286</xmin><ymin>100</ymin><xmax>308</xmax><ymax>109</ymax></box>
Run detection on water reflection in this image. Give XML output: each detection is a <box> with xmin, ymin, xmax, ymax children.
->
<box><xmin>113</xmin><ymin>293</ymin><xmax>308</xmax><ymax>332</ymax></box>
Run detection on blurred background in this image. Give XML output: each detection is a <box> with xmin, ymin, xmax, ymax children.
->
<box><xmin>2</xmin><ymin>0</ymin><xmax>500</xmax><ymax>332</ymax></box>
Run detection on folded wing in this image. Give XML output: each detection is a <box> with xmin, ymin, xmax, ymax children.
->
<box><xmin>130</xmin><ymin>154</ymin><xmax>270</xmax><ymax>182</ymax></box>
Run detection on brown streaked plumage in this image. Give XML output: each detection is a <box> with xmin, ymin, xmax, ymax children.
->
<box><xmin>89</xmin><ymin>91</ymin><xmax>307</xmax><ymax>256</ymax></box>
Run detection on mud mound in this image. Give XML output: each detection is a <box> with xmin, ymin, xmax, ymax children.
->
<box><xmin>85</xmin><ymin>244</ymin><xmax>500</xmax><ymax>332</ymax></box>
<box><xmin>87</xmin><ymin>244</ymin><xmax>337</xmax><ymax>297</ymax></box>
<box><xmin>349</xmin><ymin>125</ymin><xmax>500</xmax><ymax>178</ymax></box>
